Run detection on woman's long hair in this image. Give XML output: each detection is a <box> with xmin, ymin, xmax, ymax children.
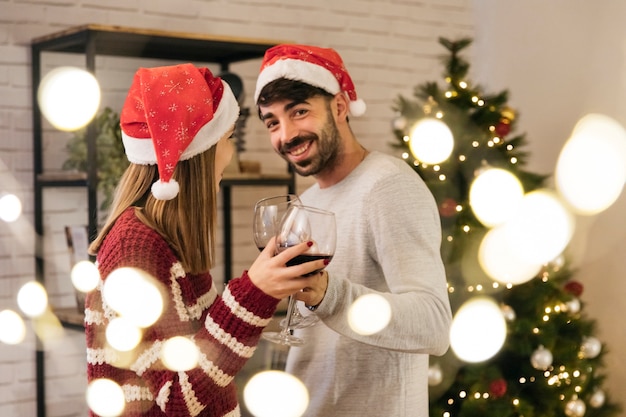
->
<box><xmin>89</xmin><ymin>146</ymin><xmax>218</xmax><ymax>274</ymax></box>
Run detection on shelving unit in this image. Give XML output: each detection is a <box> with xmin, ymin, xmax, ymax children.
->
<box><xmin>31</xmin><ymin>24</ymin><xmax>293</xmax><ymax>417</ymax></box>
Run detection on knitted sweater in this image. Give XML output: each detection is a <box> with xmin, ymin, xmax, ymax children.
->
<box><xmin>85</xmin><ymin>208</ymin><xmax>279</xmax><ymax>417</ymax></box>
<box><xmin>288</xmin><ymin>151</ymin><xmax>452</xmax><ymax>417</ymax></box>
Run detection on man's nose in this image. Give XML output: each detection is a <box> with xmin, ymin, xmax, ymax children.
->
<box><xmin>278</xmin><ymin>119</ymin><xmax>299</xmax><ymax>144</ymax></box>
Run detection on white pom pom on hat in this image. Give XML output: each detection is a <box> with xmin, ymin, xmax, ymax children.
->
<box><xmin>120</xmin><ymin>63</ymin><xmax>239</xmax><ymax>200</ymax></box>
<box><xmin>151</xmin><ymin>179</ymin><xmax>180</xmax><ymax>201</ymax></box>
<box><xmin>254</xmin><ymin>44</ymin><xmax>366</xmax><ymax>117</ymax></box>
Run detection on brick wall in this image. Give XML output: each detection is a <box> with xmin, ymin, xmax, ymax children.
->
<box><xmin>0</xmin><ymin>1</ymin><xmax>474</xmax><ymax>415</ymax></box>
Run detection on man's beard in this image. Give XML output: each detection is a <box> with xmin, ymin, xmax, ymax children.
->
<box><xmin>280</xmin><ymin>117</ymin><xmax>342</xmax><ymax>177</ymax></box>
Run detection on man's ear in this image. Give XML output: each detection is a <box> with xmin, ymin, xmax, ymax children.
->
<box><xmin>333</xmin><ymin>92</ymin><xmax>350</xmax><ymax>121</ymax></box>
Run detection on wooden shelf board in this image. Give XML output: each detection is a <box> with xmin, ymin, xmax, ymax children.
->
<box><xmin>31</xmin><ymin>24</ymin><xmax>286</xmax><ymax>64</ymax></box>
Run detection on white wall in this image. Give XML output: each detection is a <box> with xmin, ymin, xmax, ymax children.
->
<box><xmin>472</xmin><ymin>0</ymin><xmax>626</xmax><ymax>407</ymax></box>
<box><xmin>0</xmin><ymin>1</ymin><xmax>474</xmax><ymax>415</ymax></box>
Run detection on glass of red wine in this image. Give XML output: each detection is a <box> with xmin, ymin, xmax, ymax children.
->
<box><xmin>262</xmin><ymin>204</ymin><xmax>336</xmax><ymax>346</ymax></box>
<box><xmin>253</xmin><ymin>195</ymin><xmax>319</xmax><ymax>330</ymax></box>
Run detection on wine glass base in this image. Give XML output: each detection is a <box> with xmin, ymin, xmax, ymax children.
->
<box><xmin>262</xmin><ymin>331</ymin><xmax>305</xmax><ymax>347</ymax></box>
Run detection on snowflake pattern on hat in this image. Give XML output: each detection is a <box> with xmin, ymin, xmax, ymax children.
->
<box><xmin>120</xmin><ymin>63</ymin><xmax>239</xmax><ymax>200</ymax></box>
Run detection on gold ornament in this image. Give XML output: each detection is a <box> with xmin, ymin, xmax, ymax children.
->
<box><xmin>501</xmin><ymin>106</ymin><xmax>516</xmax><ymax>122</ymax></box>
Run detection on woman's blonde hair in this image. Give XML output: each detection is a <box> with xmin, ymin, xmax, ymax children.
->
<box><xmin>89</xmin><ymin>146</ymin><xmax>219</xmax><ymax>274</ymax></box>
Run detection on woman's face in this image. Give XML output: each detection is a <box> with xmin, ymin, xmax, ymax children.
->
<box><xmin>214</xmin><ymin>129</ymin><xmax>235</xmax><ymax>191</ymax></box>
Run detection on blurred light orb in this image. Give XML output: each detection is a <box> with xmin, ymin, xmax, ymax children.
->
<box><xmin>450</xmin><ymin>297</ymin><xmax>507</xmax><ymax>363</ymax></box>
<box><xmin>37</xmin><ymin>66</ymin><xmax>101</xmax><ymax>131</ymax></box>
<box><xmin>428</xmin><ymin>364</ymin><xmax>443</xmax><ymax>386</ymax></box>
<box><xmin>479</xmin><ymin>226</ymin><xmax>542</xmax><ymax>285</ymax></box>
<box><xmin>408</xmin><ymin>118</ymin><xmax>454</xmax><ymax>164</ymax></box>
<box><xmin>17</xmin><ymin>281</ymin><xmax>48</xmax><ymax>318</ymax></box>
<box><xmin>347</xmin><ymin>294</ymin><xmax>392</xmax><ymax>335</ymax></box>
<box><xmin>470</xmin><ymin>168</ymin><xmax>524</xmax><ymax>227</ymax></box>
<box><xmin>86</xmin><ymin>378</ymin><xmax>125</xmax><ymax>417</ymax></box>
<box><xmin>556</xmin><ymin>114</ymin><xmax>626</xmax><ymax>215</ymax></box>
<box><xmin>161</xmin><ymin>336</ymin><xmax>199</xmax><ymax>371</ymax></box>
<box><xmin>0</xmin><ymin>309</ymin><xmax>26</xmax><ymax>345</ymax></box>
<box><xmin>0</xmin><ymin>193</ymin><xmax>22</xmax><ymax>222</ymax></box>
<box><xmin>502</xmin><ymin>190</ymin><xmax>575</xmax><ymax>265</ymax></box>
<box><xmin>106</xmin><ymin>317</ymin><xmax>142</xmax><ymax>352</ymax></box>
<box><xmin>244</xmin><ymin>370</ymin><xmax>309</xmax><ymax>417</ymax></box>
<box><xmin>102</xmin><ymin>267</ymin><xmax>164</xmax><ymax>328</ymax></box>
<box><xmin>71</xmin><ymin>260</ymin><xmax>100</xmax><ymax>292</ymax></box>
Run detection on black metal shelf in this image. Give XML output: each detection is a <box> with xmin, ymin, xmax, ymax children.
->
<box><xmin>31</xmin><ymin>24</ymin><xmax>292</xmax><ymax>417</ymax></box>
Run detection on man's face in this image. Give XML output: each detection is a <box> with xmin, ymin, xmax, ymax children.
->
<box><xmin>259</xmin><ymin>95</ymin><xmax>342</xmax><ymax>177</ymax></box>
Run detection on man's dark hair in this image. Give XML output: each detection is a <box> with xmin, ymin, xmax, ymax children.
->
<box><xmin>257</xmin><ymin>78</ymin><xmax>333</xmax><ymax>111</ymax></box>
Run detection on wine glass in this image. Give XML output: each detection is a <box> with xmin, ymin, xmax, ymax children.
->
<box><xmin>253</xmin><ymin>194</ymin><xmax>301</xmax><ymax>252</ymax></box>
<box><xmin>262</xmin><ymin>205</ymin><xmax>336</xmax><ymax>346</ymax></box>
<box><xmin>253</xmin><ymin>195</ymin><xmax>320</xmax><ymax>330</ymax></box>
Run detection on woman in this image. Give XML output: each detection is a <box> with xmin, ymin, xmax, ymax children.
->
<box><xmin>85</xmin><ymin>63</ymin><xmax>326</xmax><ymax>416</ymax></box>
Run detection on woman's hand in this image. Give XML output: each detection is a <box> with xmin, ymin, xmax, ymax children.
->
<box><xmin>247</xmin><ymin>237</ymin><xmax>328</xmax><ymax>300</ymax></box>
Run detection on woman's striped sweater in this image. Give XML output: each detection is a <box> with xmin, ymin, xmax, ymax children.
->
<box><xmin>85</xmin><ymin>208</ymin><xmax>279</xmax><ymax>416</ymax></box>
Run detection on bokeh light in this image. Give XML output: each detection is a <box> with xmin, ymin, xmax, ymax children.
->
<box><xmin>160</xmin><ymin>336</ymin><xmax>199</xmax><ymax>371</ymax></box>
<box><xmin>37</xmin><ymin>66</ymin><xmax>101</xmax><ymax>131</ymax></box>
<box><xmin>502</xmin><ymin>190</ymin><xmax>575</xmax><ymax>265</ymax></box>
<box><xmin>469</xmin><ymin>168</ymin><xmax>524</xmax><ymax>227</ymax></box>
<box><xmin>0</xmin><ymin>309</ymin><xmax>26</xmax><ymax>345</ymax></box>
<box><xmin>244</xmin><ymin>370</ymin><xmax>309</xmax><ymax>417</ymax></box>
<box><xmin>106</xmin><ymin>317</ymin><xmax>142</xmax><ymax>352</ymax></box>
<box><xmin>86</xmin><ymin>378</ymin><xmax>125</xmax><ymax>417</ymax></box>
<box><xmin>71</xmin><ymin>260</ymin><xmax>100</xmax><ymax>292</ymax></box>
<box><xmin>408</xmin><ymin>118</ymin><xmax>454</xmax><ymax>164</ymax></box>
<box><xmin>450</xmin><ymin>297</ymin><xmax>507</xmax><ymax>363</ymax></box>
<box><xmin>17</xmin><ymin>281</ymin><xmax>48</xmax><ymax>318</ymax></box>
<box><xmin>479</xmin><ymin>226</ymin><xmax>543</xmax><ymax>285</ymax></box>
<box><xmin>556</xmin><ymin>114</ymin><xmax>626</xmax><ymax>215</ymax></box>
<box><xmin>102</xmin><ymin>267</ymin><xmax>164</xmax><ymax>328</ymax></box>
<box><xmin>0</xmin><ymin>193</ymin><xmax>22</xmax><ymax>222</ymax></box>
<box><xmin>347</xmin><ymin>293</ymin><xmax>392</xmax><ymax>335</ymax></box>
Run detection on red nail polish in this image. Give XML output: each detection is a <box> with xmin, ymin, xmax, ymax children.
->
<box><xmin>307</xmin><ymin>241</ymin><xmax>314</xmax><ymax>247</ymax></box>
<box><xmin>323</xmin><ymin>258</ymin><xmax>330</xmax><ymax>265</ymax></box>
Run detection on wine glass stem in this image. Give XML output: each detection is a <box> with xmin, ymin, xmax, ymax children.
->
<box><xmin>282</xmin><ymin>295</ymin><xmax>298</xmax><ymax>333</ymax></box>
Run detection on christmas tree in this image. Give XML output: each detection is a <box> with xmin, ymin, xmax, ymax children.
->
<box><xmin>391</xmin><ymin>38</ymin><xmax>621</xmax><ymax>417</ymax></box>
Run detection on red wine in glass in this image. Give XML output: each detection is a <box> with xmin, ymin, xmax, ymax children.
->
<box><xmin>263</xmin><ymin>205</ymin><xmax>336</xmax><ymax>346</ymax></box>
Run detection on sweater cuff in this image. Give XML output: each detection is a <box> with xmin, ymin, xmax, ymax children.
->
<box><xmin>226</xmin><ymin>271</ymin><xmax>280</xmax><ymax>319</ymax></box>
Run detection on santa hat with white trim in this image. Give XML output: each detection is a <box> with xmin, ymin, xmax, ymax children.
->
<box><xmin>254</xmin><ymin>44</ymin><xmax>366</xmax><ymax>117</ymax></box>
<box><xmin>120</xmin><ymin>63</ymin><xmax>239</xmax><ymax>200</ymax></box>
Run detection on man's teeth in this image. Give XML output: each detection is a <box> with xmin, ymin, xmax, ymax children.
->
<box><xmin>290</xmin><ymin>143</ymin><xmax>309</xmax><ymax>156</ymax></box>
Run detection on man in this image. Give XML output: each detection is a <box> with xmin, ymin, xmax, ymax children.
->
<box><xmin>254</xmin><ymin>44</ymin><xmax>452</xmax><ymax>417</ymax></box>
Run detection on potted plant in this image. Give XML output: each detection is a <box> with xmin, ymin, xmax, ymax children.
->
<box><xmin>63</xmin><ymin>107</ymin><xmax>129</xmax><ymax>209</ymax></box>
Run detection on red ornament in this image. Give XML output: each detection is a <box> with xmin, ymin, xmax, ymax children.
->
<box><xmin>495</xmin><ymin>120</ymin><xmax>511</xmax><ymax>137</ymax></box>
<box><xmin>439</xmin><ymin>198</ymin><xmax>457</xmax><ymax>218</ymax></box>
<box><xmin>489</xmin><ymin>378</ymin><xmax>507</xmax><ymax>398</ymax></box>
<box><xmin>564</xmin><ymin>280</ymin><xmax>584</xmax><ymax>297</ymax></box>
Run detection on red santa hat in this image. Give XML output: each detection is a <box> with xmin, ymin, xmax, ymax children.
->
<box><xmin>254</xmin><ymin>44</ymin><xmax>366</xmax><ymax>117</ymax></box>
<box><xmin>120</xmin><ymin>63</ymin><xmax>239</xmax><ymax>200</ymax></box>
